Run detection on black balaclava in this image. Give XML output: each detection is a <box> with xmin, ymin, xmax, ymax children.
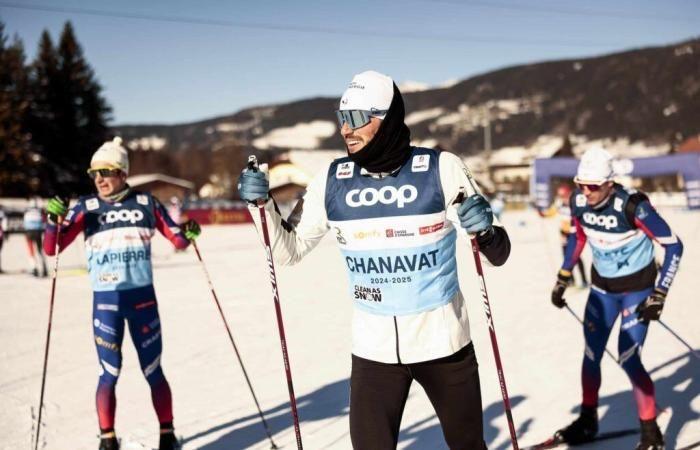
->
<box><xmin>347</xmin><ymin>83</ymin><xmax>412</xmax><ymax>173</ymax></box>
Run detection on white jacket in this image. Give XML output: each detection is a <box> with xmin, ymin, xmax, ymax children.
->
<box><xmin>248</xmin><ymin>150</ymin><xmax>504</xmax><ymax>364</ymax></box>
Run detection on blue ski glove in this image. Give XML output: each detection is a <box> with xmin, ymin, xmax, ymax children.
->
<box><xmin>237</xmin><ymin>167</ymin><xmax>269</xmax><ymax>204</ymax></box>
<box><xmin>457</xmin><ymin>194</ymin><xmax>494</xmax><ymax>234</ymax></box>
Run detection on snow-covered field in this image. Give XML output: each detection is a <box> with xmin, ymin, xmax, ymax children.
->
<box><xmin>1</xmin><ymin>208</ymin><xmax>698</xmax><ymax>450</ymax></box>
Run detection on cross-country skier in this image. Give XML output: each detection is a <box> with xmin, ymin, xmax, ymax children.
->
<box><xmin>550</xmin><ymin>147</ymin><xmax>683</xmax><ymax>450</ymax></box>
<box><xmin>43</xmin><ymin>137</ymin><xmax>201</xmax><ymax>450</ymax></box>
<box><xmin>238</xmin><ymin>70</ymin><xmax>511</xmax><ymax>449</ymax></box>
<box><xmin>24</xmin><ymin>198</ymin><xmax>48</xmax><ymax>277</ymax></box>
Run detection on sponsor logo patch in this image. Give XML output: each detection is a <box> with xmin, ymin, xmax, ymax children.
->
<box><xmin>86</xmin><ymin>198</ymin><xmax>99</xmax><ymax>211</ymax></box>
<box><xmin>353</xmin><ymin>230</ymin><xmax>381</xmax><ymax>239</ymax></box>
<box><xmin>95</xmin><ymin>335</ymin><xmax>119</xmax><ymax>352</ymax></box>
<box><xmin>419</xmin><ymin>222</ymin><xmax>445</xmax><ymax>235</ymax></box>
<box><xmin>614</xmin><ymin>197</ymin><xmax>623</xmax><ymax>212</ymax></box>
<box><xmin>575</xmin><ymin>194</ymin><xmax>586</xmax><ymax>207</ymax></box>
<box><xmin>385</xmin><ymin>228</ymin><xmax>415</xmax><ymax>238</ymax></box>
<box><xmin>636</xmin><ymin>204</ymin><xmax>649</xmax><ymax>220</ymax></box>
<box><xmin>97</xmin><ymin>303</ymin><xmax>118</xmax><ymax>311</ymax></box>
<box><xmin>98</xmin><ymin>273</ymin><xmax>119</xmax><ymax>283</ymax></box>
<box><xmin>411</xmin><ymin>154</ymin><xmax>429</xmax><ymax>172</ymax></box>
<box><xmin>336</xmin><ymin>162</ymin><xmax>354</xmax><ymax>179</ymax></box>
<box><xmin>94</xmin><ymin>318</ymin><xmax>118</xmax><ymax>336</ymax></box>
<box><xmin>135</xmin><ymin>300</ymin><xmax>156</xmax><ymax>310</ymax></box>
<box><xmin>136</xmin><ymin>194</ymin><xmax>149</xmax><ymax>205</ymax></box>
<box><xmin>141</xmin><ymin>330</ymin><xmax>161</xmax><ymax>349</ymax></box>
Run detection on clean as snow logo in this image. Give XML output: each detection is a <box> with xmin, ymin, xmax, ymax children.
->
<box><xmin>345</xmin><ymin>185</ymin><xmax>417</xmax><ymax>208</ymax></box>
<box><xmin>99</xmin><ymin>209</ymin><xmax>144</xmax><ymax>225</ymax></box>
<box><xmin>582</xmin><ymin>212</ymin><xmax>618</xmax><ymax>229</ymax></box>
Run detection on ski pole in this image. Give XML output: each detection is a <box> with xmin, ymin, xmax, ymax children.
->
<box><xmin>248</xmin><ymin>155</ymin><xmax>303</xmax><ymax>450</ymax></box>
<box><xmin>657</xmin><ymin>319</ymin><xmax>700</xmax><ymax>361</ymax></box>
<box><xmin>34</xmin><ymin>218</ymin><xmax>62</xmax><ymax>450</ymax></box>
<box><xmin>470</xmin><ymin>237</ymin><xmax>520</xmax><ymax>450</ymax></box>
<box><xmin>191</xmin><ymin>240</ymin><xmax>279</xmax><ymax>449</ymax></box>
<box><xmin>564</xmin><ymin>305</ymin><xmax>618</xmax><ymax>363</ymax></box>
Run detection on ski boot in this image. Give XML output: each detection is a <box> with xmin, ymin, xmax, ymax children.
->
<box><xmin>159</xmin><ymin>430</ymin><xmax>181</xmax><ymax>450</ymax></box>
<box><xmin>635</xmin><ymin>419</ymin><xmax>664</xmax><ymax>450</ymax></box>
<box><xmin>554</xmin><ymin>405</ymin><xmax>598</xmax><ymax>444</ymax></box>
<box><xmin>98</xmin><ymin>432</ymin><xmax>119</xmax><ymax>450</ymax></box>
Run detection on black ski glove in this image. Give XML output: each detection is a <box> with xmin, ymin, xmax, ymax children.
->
<box><xmin>551</xmin><ymin>270</ymin><xmax>572</xmax><ymax>309</ymax></box>
<box><xmin>637</xmin><ymin>289</ymin><xmax>667</xmax><ymax>321</ymax></box>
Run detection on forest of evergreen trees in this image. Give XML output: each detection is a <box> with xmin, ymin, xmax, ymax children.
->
<box><xmin>0</xmin><ymin>20</ymin><xmax>111</xmax><ymax>197</ymax></box>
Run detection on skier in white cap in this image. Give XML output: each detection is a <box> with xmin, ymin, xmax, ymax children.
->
<box><xmin>238</xmin><ymin>70</ymin><xmax>511</xmax><ymax>449</ymax></box>
<box><xmin>549</xmin><ymin>147</ymin><xmax>683</xmax><ymax>449</ymax></box>
<box><xmin>43</xmin><ymin>137</ymin><xmax>201</xmax><ymax>450</ymax></box>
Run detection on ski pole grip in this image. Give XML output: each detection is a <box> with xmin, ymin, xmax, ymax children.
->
<box><xmin>247</xmin><ymin>155</ymin><xmax>259</xmax><ymax>172</ymax></box>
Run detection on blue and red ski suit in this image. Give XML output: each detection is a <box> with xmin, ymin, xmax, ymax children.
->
<box><xmin>561</xmin><ymin>184</ymin><xmax>683</xmax><ymax>420</ymax></box>
<box><xmin>44</xmin><ymin>190</ymin><xmax>190</xmax><ymax>432</ymax></box>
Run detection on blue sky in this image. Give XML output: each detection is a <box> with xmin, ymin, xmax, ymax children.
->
<box><xmin>2</xmin><ymin>0</ymin><xmax>698</xmax><ymax>125</ymax></box>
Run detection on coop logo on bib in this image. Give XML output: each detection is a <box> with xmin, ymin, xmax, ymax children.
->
<box><xmin>582</xmin><ymin>212</ymin><xmax>618</xmax><ymax>229</ymax></box>
<box><xmin>99</xmin><ymin>209</ymin><xmax>144</xmax><ymax>225</ymax></box>
<box><xmin>345</xmin><ymin>185</ymin><xmax>417</xmax><ymax>208</ymax></box>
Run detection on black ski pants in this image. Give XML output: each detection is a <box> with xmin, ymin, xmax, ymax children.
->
<box><xmin>350</xmin><ymin>343</ymin><xmax>487</xmax><ymax>450</ymax></box>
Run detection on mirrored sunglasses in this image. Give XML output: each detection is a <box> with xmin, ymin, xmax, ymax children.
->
<box><xmin>335</xmin><ymin>109</ymin><xmax>388</xmax><ymax>130</ymax></box>
<box><xmin>576</xmin><ymin>182</ymin><xmax>603</xmax><ymax>192</ymax></box>
<box><xmin>87</xmin><ymin>168</ymin><xmax>122</xmax><ymax>179</ymax></box>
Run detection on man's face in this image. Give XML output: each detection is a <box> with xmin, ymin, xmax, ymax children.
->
<box><xmin>340</xmin><ymin>117</ymin><xmax>382</xmax><ymax>154</ymax></box>
<box><xmin>90</xmin><ymin>163</ymin><xmax>127</xmax><ymax>197</ymax></box>
<box><xmin>579</xmin><ymin>181</ymin><xmax>613</xmax><ymax>205</ymax></box>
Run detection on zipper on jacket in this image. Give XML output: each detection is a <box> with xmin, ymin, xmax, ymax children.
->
<box><xmin>393</xmin><ymin>316</ymin><xmax>402</xmax><ymax>364</ymax></box>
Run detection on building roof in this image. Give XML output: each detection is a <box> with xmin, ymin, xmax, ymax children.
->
<box><xmin>678</xmin><ymin>135</ymin><xmax>700</xmax><ymax>152</ymax></box>
<box><xmin>127</xmin><ymin>173</ymin><xmax>194</xmax><ymax>190</ymax></box>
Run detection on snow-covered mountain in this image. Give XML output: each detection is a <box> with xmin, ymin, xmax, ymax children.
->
<box><xmin>115</xmin><ymin>38</ymin><xmax>700</xmax><ymax>158</ymax></box>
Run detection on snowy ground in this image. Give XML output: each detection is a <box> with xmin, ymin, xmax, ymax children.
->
<box><xmin>1</xmin><ymin>208</ymin><xmax>699</xmax><ymax>450</ymax></box>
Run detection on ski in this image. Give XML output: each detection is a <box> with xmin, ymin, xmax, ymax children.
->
<box><xmin>523</xmin><ymin>428</ymin><xmax>639</xmax><ymax>450</ymax></box>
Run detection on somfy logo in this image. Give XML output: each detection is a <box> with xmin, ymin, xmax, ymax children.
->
<box><xmin>345</xmin><ymin>185</ymin><xmax>418</xmax><ymax>208</ymax></box>
<box><xmin>582</xmin><ymin>212</ymin><xmax>618</xmax><ymax>229</ymax></box>
<box><xmin>99</xmin><ymin>209</ymin><xmax>144</xmax><ymax>225</ymax></box>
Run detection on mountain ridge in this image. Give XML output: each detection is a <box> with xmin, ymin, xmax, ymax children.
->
<box><xmin>115</xmin><ymin>37</ymin><xmax>700</xmax><ymax>157</ymax></box>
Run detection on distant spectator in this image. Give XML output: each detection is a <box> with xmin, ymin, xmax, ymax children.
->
<box><xmin>23</xmin><ymin>198</ymin><xmax>48</xmax><ymax>277</ymax></box>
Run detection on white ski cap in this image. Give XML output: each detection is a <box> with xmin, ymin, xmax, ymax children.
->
<box><xmin>339</xmin><ymin>70</ymin><xmax>394</xmax><ymax>120</ymax></box>
<box><xmin>575</xmin><ymin>146</ymin><xmax>613</xmax><ymax>184</ymax></box>
<box><xmin>91</xmin><ymin>137</ymin><xmax>129</xmax><ymax>175</ymax></box>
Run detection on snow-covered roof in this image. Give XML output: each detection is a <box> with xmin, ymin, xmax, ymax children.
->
<box><xmin>127</xmin><ymin>173</ymin><xmax>194</xmax><ymax>189</ymax></box>
<box><xmin>269</xmin><ymin>162</ymin><xmax>312</xmax><ymax>189</ymax></box>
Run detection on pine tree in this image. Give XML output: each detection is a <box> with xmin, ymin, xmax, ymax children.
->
<box><xmin>28</xmin><ymin>22</ymin><xmax>112</xmax><ymax>196</ymax></box>
<box><xmin>0</xmin><ymin>22</ymin><xmax>36</xmax><ymax>196</ymax></box>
